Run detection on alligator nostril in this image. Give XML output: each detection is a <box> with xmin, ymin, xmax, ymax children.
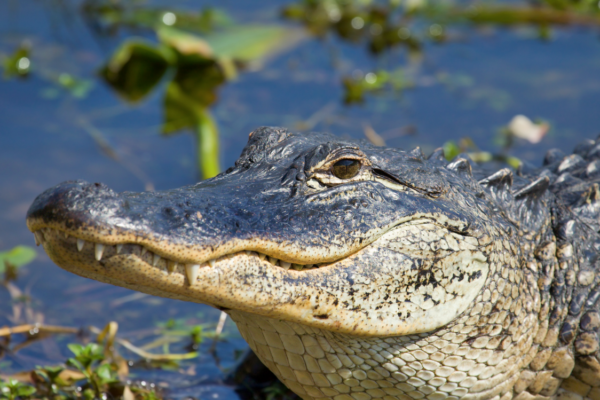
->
<box><xmin>94</xmin><ymin>182</ymin><xmax>101</xmax><ymax>187</ymax></box>
<box><xmin>314</xmin><ymin>314</ymin><xmax>328</xmax><ymax>320</ymax></box>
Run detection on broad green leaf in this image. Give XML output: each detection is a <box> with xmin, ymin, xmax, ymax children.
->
<box><xmin>157</xmin><ymin>25</ymin><xmax>304</xmax><ymax>71</ymax></box>
<box><xmin>162</xmin><ymin>81</ymin><xmax>220</xmax><ymax>179</ymax></box>
<box><xmin>162</xmin><ymin>81</ymin><xmax>199</xmax><ymax>134</ymax></box>
<box><xmin>0</xmin><ymin>246</ymin><xmax>36</xmax><ymax>273</ymax></box>
<box><xmin>157</xmin><ymin>26</ymin><xmax>214</xmax><ymax>60</ymax></box>
<box><xmin>99</xmin><ymin>40</ymin><xmax>175</xmax><ymax>103</ymax></box>
<box><xmin>204</xmin><ymin>25</ymin><xmax>304</xmax><ymax>64</ymax></box>
<box><xmin>162</xmin><ymin>65</ymin><xmax>224</xmax><ymax>134</ymax></box>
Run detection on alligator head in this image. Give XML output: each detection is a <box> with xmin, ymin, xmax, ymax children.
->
<box><xmin>26</xmin><ymin>127</ymin><xmax>510</xmax><ymax>338</ymax></box>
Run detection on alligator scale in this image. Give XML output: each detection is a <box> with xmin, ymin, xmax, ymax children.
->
<box><xmin>26</xmin><ymin>127</ymin><xmax>600</xmax><ymax>400</ymax></box>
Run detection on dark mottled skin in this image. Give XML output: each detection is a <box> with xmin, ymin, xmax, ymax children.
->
<box><xmin>29</xmin><ymin>128</ymin><xmax>486</xmax><ymax>261</ymax></box>
<box><xmin>27</xmin><ymin>127</ymin><xmax>600</xmax><ymax>399</ymax></box>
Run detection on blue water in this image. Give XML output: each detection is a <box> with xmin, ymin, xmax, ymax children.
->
<box><xmin>1</xmin><ymin>0</ymin><xmax>599</xmax><ymax>396</ymax></box>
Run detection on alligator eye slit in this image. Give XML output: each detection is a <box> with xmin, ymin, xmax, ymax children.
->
<box><xmin>332</xmin><ymin>159</ymin><xmax>361</xmax><ymax>179</ymax></box>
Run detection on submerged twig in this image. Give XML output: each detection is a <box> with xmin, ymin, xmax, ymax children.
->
<box><xmin>0</xmin><ymin>324</ymin><xmax>79</xmax><ymax>337</ymax></box>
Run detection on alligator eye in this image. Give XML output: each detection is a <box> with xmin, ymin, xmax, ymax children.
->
<box><xmin>332</xmin><ymin>159</ymin><xmax>361</xmax><ymax>179</ymax></box>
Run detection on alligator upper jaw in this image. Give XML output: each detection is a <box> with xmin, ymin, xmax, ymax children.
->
<box><xmin>25</xmin><ymin>179</ymin><xmax>387</xmax><ymax>268</ymax></box>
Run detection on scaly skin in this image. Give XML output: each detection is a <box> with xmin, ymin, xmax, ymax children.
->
<box><xmin>26</xmin><ymin>127</ymin><xmax>600</xmax><ymax>400</ymax></box>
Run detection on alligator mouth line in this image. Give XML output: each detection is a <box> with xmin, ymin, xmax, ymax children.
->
<box><xmin>32</xmin><ymin>227</ymin><xmax>325</xmax><ymax>285</ymax></box>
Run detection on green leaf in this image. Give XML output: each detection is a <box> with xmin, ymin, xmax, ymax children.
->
<box><xmin>157</xmin><ymin>25</ymin><xmax>304</xmax><ymax>72</ymax></box>
<box><xmin>95</xmin><ymin>364</ymin><xmax>114</xmax><ymax>383</ymax></box>
<box><xmin>162</xmin><ymin>80</ymin><xmax>220</xmax><ymax>179</ymax></box>
<box><xmin>67</xmin><ymin>343</ymin><xmax>84</xmax><ymax>357</ymax></box>
<box><xmin>442</xmin><ymin>141</ymin><xmax>460</xmax><ymax>161</ymax></box>
<box><xmin>507</xmin><ymin>156</ymin><xmax>522</xmax><ymax>169</ymax></box>
<box><xmin>157</xmin><ymin>26</ymin><xmax>215</xmax><ymax>60</ymax></box>
<box><xmin>15</xmin><ymin>385</ymin><xmax>35</xmax><ymax>397</ymax></box>
<box><xmin>162</xmin><ymin>81</ymin><xmax>198</xmax><ymax>134</ymax></box>
<box><xmin>0</xmin><ymin>246</ymin><xmax>36</xmax><ymax>273</ymax></box>
<box><xmin>99</xmin><ymin>40</ymin><xmax>175</xmax><ymax>103</ymax></box>
<box><xmin>66</xmin><ymin>358</ymin><xmax>85</xmax><ymax>374</ymax></box>
<box><xmin>204</xmin><ymin>25</ymin><xmax>304</xmax><ymax>64</ymax></box>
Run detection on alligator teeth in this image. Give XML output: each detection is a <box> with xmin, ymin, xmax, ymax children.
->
<box><xmin>153</xmin><ymin>254</ymin><xmax>161</xmax><ymax>267</ymax></box>
<box><xmin>95</xmin><ymin>243</ymin><xmax>105</xmax><ymax>261</ymax></box>
<box><xmin>245</xmin><ymin>250</ymin><xmax>252</xmax><ymax>256</ymax></box>
<box><xmin>293</xmin><ymin>264</ymin><xmax>303</xmax><ymax>271</ymax></box>
<box><xmin>34</xmin><ymin>231</ymin><xmax>43</xmax><ymax>246</ymax></box>
<box><xmin>167</xmin><ymin>261</ymin><xmax>178</xmax><ymax>273</ymax></box>
<box><xmin>258</xmin><ymin>253</ymin><xmax>266</xmax><ymax>260</ymax></box>
<box><xmin>185</xmin><ymin>264</ymin><xmax>200</xmax><ymax>285</ymax></box>
<box><xmin>208</xmin><ymin>259</ymin><xmax>215</xmax><ymax>268</ymax></box>
<box><xmin>77</xmin><ymin>239</ymin><xmax>85</xmax><ymax>252</ymax></box>
<box><xmin>141</xmin><ymin>247</ymin><xmax>148</xmax><ymax>256</ymax></box>
<box><xmin>268</xmin><ymin>256</ymin><xmax>279</xmax><ymax>266</ymax></box>
<box><xmin>280</xmin><ymin>261</ymin><xmax>291</xmax><ymax>270</ymax></box>
<box><xmin>116</xmin><ymin>244</ymin><xmax>123</xmax><ymax>254</ymax></box>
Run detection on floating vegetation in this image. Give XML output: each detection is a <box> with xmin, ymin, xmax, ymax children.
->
<box><xmin>81</xmin><ymin>1</ymin><xmax>234</xmax><ymax>36</ymax></box>
<box><xmin>2</xmin><ymin>45</ymin><xmax>32</xmax><ymax>79</ymax></box>
<box><xmin>100</xmin><ymin>23</ymin><xmax>303</xmax><ymax>179</ymax></box>
<box><xmin>0</xmin><ymin>318</ymin><xmax>226</xmax><ymax>400</ymax></box>
<box><xmin>283</xmin><ymin>0</ymin><xmax>600</xmax><ymax>102</ymax></box>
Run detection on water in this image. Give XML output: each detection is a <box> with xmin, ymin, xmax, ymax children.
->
<box><xmin>1</xmin><ymin>0</ymin><xmax>599</xmax><ymax>397</ymax></box>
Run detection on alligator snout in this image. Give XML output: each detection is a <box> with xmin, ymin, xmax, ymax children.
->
<box><xmin>27</xmin><ymin>180</ymin><xmax>120</xmax><ymax>231</ymax></box>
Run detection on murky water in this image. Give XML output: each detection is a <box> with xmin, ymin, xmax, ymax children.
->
<box><xmin>1</xmin><ymin>0</ymin><xmax>599</xmax><ymax>397</ymax></box>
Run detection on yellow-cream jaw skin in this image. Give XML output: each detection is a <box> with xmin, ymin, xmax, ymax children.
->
<box><xmin>30</xmin><ymin>219</ymin><xmax>493</xmax><ymax>337</ymax></box>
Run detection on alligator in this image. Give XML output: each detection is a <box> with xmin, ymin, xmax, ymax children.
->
<box><xmin>26</xmin><ymin>126</ymin><xmax>600</xmax><ymax>400</ymax></box>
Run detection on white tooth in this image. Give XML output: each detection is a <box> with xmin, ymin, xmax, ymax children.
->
<box><xmin>141</xmin><ymin>247</ymin><xmax>147</xmax><ymax>256</ymax></box>
<box><xmin>185</xmin><ymin>264</ymin><xmax>200</xmax><ymax>285</ymax></box>
<box><xmin>64</xmin><ymin>231</ymin><xmax>69</xmax><ymax>239</ymax></box>
<box><xmin>258</xmin><ymin>253</ymin><xmax>266</xmax><ymax>260</ymax></box>
<box><xmin>245</xmin><ymin>250</ymin><xmax>252</xmax><ymax>256</ymax></box>
<box><xmin>77</xmin><ymin>239</ymin><xmax>85</xmax><ymax>252</ymax></box>
<box><xmin>281</xmin><ymin>261</ymin><xmax>291</xmax><ymax>270</ymax></box>
<box><xmin>153</xmin><ymin>254</ymin><xmax>161</xmax><ymax>267</ymax></box>
<box><xmin>208</xmin><ymin>259</ymin><xmax>215</xmax><ymax>268</ymax></box>
<box><xmin>95</xmin><ymin>243</ymin><xmax>104</xmax><ymax>261</ymax></box>
<box><xmin>116</xmin><ymin>244</ymin><xmax>123</xmax><ymax>254</ymax></box>
<box><xmin>293</xmin><ymin>264</ymin><xmax>303</xmax><ymax>271</ymax></box>
<box><xmin>34</xmin><ymin>231</ymin><xmax>43</xmax><ymax>246</ymax></box>
<box><xmin>268</xmin><ymin>256</ymin><xmax>279</xmax><ymax>266</ymax></box>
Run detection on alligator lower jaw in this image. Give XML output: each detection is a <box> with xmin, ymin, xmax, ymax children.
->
<box><xmin>31</xmin><ymin>227</ymin><xmax>327</xmax><ymax>284</ymax></box>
